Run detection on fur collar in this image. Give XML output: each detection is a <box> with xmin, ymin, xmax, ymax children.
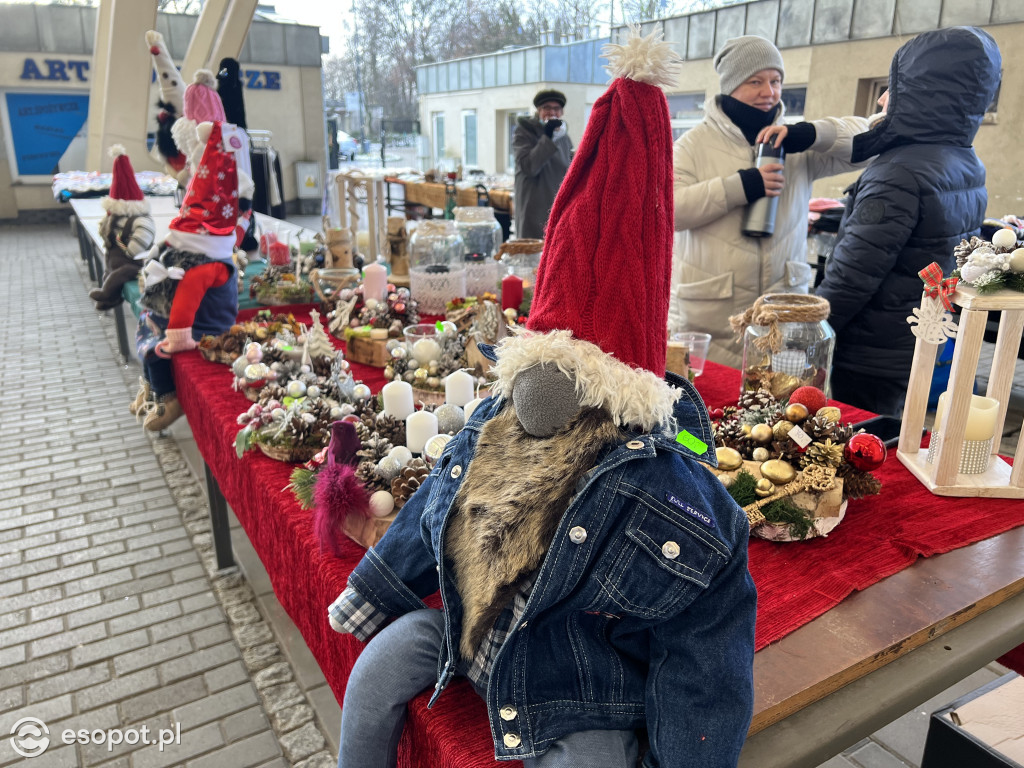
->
<box><xmin>446</xmin><ymin>403</ymin><xmax>624</xmax><ymax>660</ymax></box>
<box><xmin>489</xmin><ymin>328</ymin><xmax>681</xmax><ymax>433</ymax></box>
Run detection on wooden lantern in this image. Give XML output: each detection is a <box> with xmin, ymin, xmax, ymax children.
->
<box><xmin>898</xmin><ymin>285</ymin><xmax>1024</xmax><ymax>497</ymax></box>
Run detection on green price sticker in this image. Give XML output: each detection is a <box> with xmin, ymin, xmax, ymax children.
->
<box><xmin>676</xmin><ymin>430</ymin><xmax>708</xmax><ymax>455</ymax></box>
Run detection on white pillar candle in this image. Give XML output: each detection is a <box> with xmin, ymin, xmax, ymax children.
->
<box><xmin>411</xmin><ymin>337</ymin><xmax>442</xmax><ymax>364</ymax></box>
<box><xmin>406</xmin><ymin>410</ymin><xmax>438</xmax><ymax>454</ymax></box>
<box><xmin>933</xmin><ymin>392</ymin><xmax>999</xmax><ymax>441</ymax></box>
<box><xmin>464</xmin><ymin>397</ymin><xmax>484</xmax><ymax>420</ymax></box>
<box><xmin>381</xmin><ymin>380</ymin><xmax>414</xmax><ymax>420</ymax></box>
<box><xmin>445</xmin><ymin>370</ymin><xmax>475</xmax><ymax>407</ymax></box>
<box><xmin>363</xmin><ymin>262</ymin><xmax>388</xmax><ymax>302</ymax></box>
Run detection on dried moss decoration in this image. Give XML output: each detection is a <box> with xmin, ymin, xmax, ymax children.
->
<box><xmin>726</xmin><ymin>469</ymin><xmax>816</xmax><ymax>540</ymax></box>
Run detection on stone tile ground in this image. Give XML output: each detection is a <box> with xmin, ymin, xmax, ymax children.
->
<box><xmin>1</xmin><ymin>221</ymin><xmax>1018</xmax><ymax>768</ymax></box>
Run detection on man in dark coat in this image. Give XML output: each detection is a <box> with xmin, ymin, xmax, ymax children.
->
<box><xmin>816</xmin><ymin>26</ymin><xmax>1002</xmax><ymax>415</ymax></box>
<box><xmin>513</xmin><ymin>89</ymin><xmax>574</xmax><ymax>239</ymax></box>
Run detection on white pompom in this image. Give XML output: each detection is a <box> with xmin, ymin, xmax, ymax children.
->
<box><xmin>108</xmin><ymin>144</ymin><xmax>127</xmax><ymax>158</ymax></box>
<box><xmin>601</xmin><ymin>26</ymin><xmax>679</xmax><ymax>88</ymax></box>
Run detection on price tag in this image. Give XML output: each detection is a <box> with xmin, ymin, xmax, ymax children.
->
<box><xmin>788</xmin><ymin>425</ymin><xmax>812</xmax><ymax>448</ymax></box>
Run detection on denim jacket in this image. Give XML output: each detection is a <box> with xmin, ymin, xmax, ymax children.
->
<box><xmin>344</xmin><ymin>374</ymin><xmax>757</xmax><ymax>766</ymax></box>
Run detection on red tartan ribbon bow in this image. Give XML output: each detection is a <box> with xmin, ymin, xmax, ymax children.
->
<box><xmin>919</xmin><ymin>262</ymin><xmax>959</xmax><ymax>312</ymax></box>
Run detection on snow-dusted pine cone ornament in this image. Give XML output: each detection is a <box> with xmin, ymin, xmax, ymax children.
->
<box><xmin>837</xmin><ymin>463</ymin><xmax>882</xmax><ymax>498</ymax></box>
<box><xmin>357</xmin><ymin>435</ymin><xmax>394</xmax><ymax>464</ymax></box>
<box><xmin>373</xmin><ymin>413</ymin><xmax>406</xmax><ymax>447</ymax></box>
<box><xmin>803</xmin><ymin>414</ymin><xmax>839</xmax><ymax>442</ymax></box>
<box><xmin>257</xmin><ymin>383</ymin><xmax>288</xmax><ymax>406</ymax></box>
<box><xmin>355</xmin><ymin>460</ymin><xmax>389</xmax><ymax>492</ymax></box>
<box><xmin>391</xmin><ymin>458</ymin><xmax>430</xmax><ymax>506</ymax></box>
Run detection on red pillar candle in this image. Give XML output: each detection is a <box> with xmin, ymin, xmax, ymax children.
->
<box><xmin>501</xmin><ymin>274</ymin><xmax>524</xmax><ymax>312</ymax></box>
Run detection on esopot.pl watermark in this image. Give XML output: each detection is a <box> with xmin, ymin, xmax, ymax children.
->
<box><xmin>9</xmin><ymin>717</ymin><xmax>182</xmax><ymax>757</ymax></box>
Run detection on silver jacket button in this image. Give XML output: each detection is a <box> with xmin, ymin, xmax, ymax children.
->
<box><xmin>662</xmin><ymin>541</ymin><xmax>680</xmax><ymax>559</ymax></box>
<box><xmin>569</xmin><ymin>526</ymin><xmax>587</xmax><ymax>544</ymax></box>
<box><xmin>626</xmin><ymin>440</ymin><xmax>644</xmax><ymax>449</ymax></box>
<box><xmin>503</xmin><ymin>733</ymin><xmax>521</xmax><ymax>748</ymax></box>
<box><xmin>499</xmin><ymin>706</ymin><xmax>517</xmax><ymax>721</ymax></box>
<box><xmin>450</xmin><ymin>465</ymin><xmax>462</xmax><ymax>478</ymax></box>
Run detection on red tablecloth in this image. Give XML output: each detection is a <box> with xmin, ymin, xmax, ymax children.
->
<box><xmin>173</xmin><ymin>316</ymin><xmax>1024</xmax><ymax>767</ymax></box>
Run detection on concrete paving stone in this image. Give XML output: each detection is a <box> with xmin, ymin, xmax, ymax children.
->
<box><xmin>32</xmin><ymin>591</ymin><xmax>103</xmax><ymax>622</ymax></box>
<box><xmin>140</xmin><ymin>577</ymin><xmax>210</xmax><ymax>608</ymax></box>
<box><xmin>0</xmin><ymin>530</ymin><xmax>56</xmax><ymax>555</ymax></box>
<box><xmin>190</xmin><ymin>624</ymin><xmax>232</xmax><ymax>650</ymax></box>
<box><xmin>120</xmin><ymin>678</ymin><xmax>208</xmax><ymax>725</ymax></box>
<box><xmin>241</xmin><ymin>643</ymin><xmax>284</xmax><ymax>673</ymax></box>
<box><xmin>131</xmin><ymin>721</ymin><xmax>224</xmax><ymax>768</ymax></box>
<box><xmin>253</xmin><ymin>662</ymin><xmax>293</xmax><ymax>689</ymax></box>
<box><xmin>31</xmin><ymin>622</ymin><xmax>108</xmax><ymax>658</ymax></box>
<box><xmin>0</xmin><ymin>579</ymin><xmax>24</xmax><ymax>599</ymax></box>
<box><xmin>61</xmin><ymin>541</ymin><xmax>128</xmax><ymax>567</ymax></box>
<box><xmin>203</xmin><ymin>661</ymin><xmax>251</xmax><ymax>695</ymax></box>
<box><xmin>253</xmin><ymin>759</ymin><xmax>289</xmax><ymax>768</ymax></box>
<box><xmin>278</xmin><ymin>721</ymin><xmax>324</xmax><ymax>763</ymax></box>
<box><xmin>847</xmin><ymin>740</ymin><xmax>912</xmax><ymax>767</ymax></box>
<box><xmin>76</xmin><ymin>668</ymin><xmax>160</xmax><ymax>712</ymax></box>
<box><xmin>0</xmin><ymin>686</ymin><xmax>24</xmax><ymax>711</ymax></box>
<box><xmin>152</xmin><ymin>606</ymin><xmax>224</xmax><ymax>640</ymax></box>
<box><xmin>152</xmin><ymin>515</ymin><xmax>188</xmax><ymax>532</ymax></box>
<box><xmin>26</xmin><ymin>515</ymin><xmax>86</xmax><ymax>537</ymax></box>
<box><xmin>90</xmin><ymin>523</ymin><xmax>155</xmax><ymax>546</ymax></box>
<box><xmin>173</xmin><ymin>681</ymin><xmax>259</xmax><ymax>727</ymax></box>
<box><xmin>1</xmin><ymin>556</ymin><xmax>60</xmax><ymax>581</ymax></box>
<box><xmin>67</xmin><ymin>596</ymin><xmax>140</xmax><ymax>629</ymax></box>
<box><xmin>28</xmin><ymin>662</ymin><xmax>111</xmax><ymax>703</ymax></box>
<box><xmin>107</xmin><ymin>601</ymin><xmax>182</xmax><ymax>635</ymax></box>
<box><xmin>113</xmin><ymin>634</ymin><xmax>193</xmax><ymax>676</ymax></box>
<box><xmin>0</xmin><ymin>615</ymin><xmax>63</xmax><ymax>648</ymax></box>
<box><xmin>54</xmin><ymin>480</ymin><xmax>111</xmax><ymax>499</ymax></box>
<box><xmin>292</xmin><ymin>752</ymin><xmax>334</xmax><ymax>768</ymax></box>
<box><xmin>220</xmin><ymin>705</ymin><xmax>271</xmax><ymax>743</ymax></box>
<box><xmin>233</xmin><ymin>622</ymin><xmax>275</xmax><ymax>649</ymax></box>
<box><xmin>134</xmin><ymin>550</ymin><xmax>201</xmax><ymax>579</ymax></box>
<box><xmin>0</xmin><ymin>693</ymin><xmax>74</xmax><ymax>736</ymax></box>
<box><xmin>270</xmin><ymin>703</ymin><xmax>314</xmax><ymax>733</ymax></box>
<box><xmin>2</xmin><ymin>743</ymin><xmax>78</xmax><ymax>768</ymax></box>
<box><xmin>126</xmin><ymin>527</ymin><xmax>189</xmax><ymax>552</ymax></box>
<box><xmin>0</xmin><ymin>609</ymin><xmax>26</xmax><ymax>631</ymax></box>
<box><xmin>102</xmin><ymin>573</ymin><xmax>174</xmax><ymax>601</ymax></box>
<box><xmin>160</xmin><ymin>537</ymin><xmax>197</xmax><ymax>557</ymax></box>
<box><xmin>1</xmin><ymin>456</ymin><xmax>55</xmax><ymax>473</ymax></box>
<box><xmin>78</xmin><ymin>714</ymin><xmax>174</xmax><ymax>766</ymax></box>
<box><xmin>71</xmin><ymin>629</ymin><xmax>149</xmax><ymax>668</ymax></box>
<box><xmin>0</xmin><ymin>647</ymin><xmax>25</xmax><ymax>675</ymax></box>
<box><xmin>0</xmin><ymin>550</ymin><xmax>23</xmax><ymax>569</ymax></box>
<box><xmin>26</xmin><ymin>561</ymin><xmax>95</xmax><ymax>591</ymax></box>
<box><xmin>0</xmin><ymin>509</ymin><xmax>55</xmax><ymax>532</ymax></box>
<box><xmin>185</xmin><ymin>731</ymin><xmax>281</xmax><ymax>768</ymax></box>
<box><xmin>159</xmin><ymin>642</ymin><xmax>240</xmax><ymax>684</ymax></box>
<box><xmin>259</xmin><ymin>683</ymin><xmax>305</xmax><ymax>716</ymax></box>
<box><xmin>109</xmin><ymin>489</ymin><xmax>176</xmax><ymax>508</ymax></box>
<box><xmin>815</xmin><ymin>754</ymin><xmax>860</xmax><ymax>768</ymax></box>
<box><xmin>84</xmin><ymin>501</ymin><xmax>148</xmax><ymax>521</ymax></box>
<box><xmin>94</xmin><ymin>545</ymin><xmax>162</xmax><ymax>573</ymax></box>
<box><xmin>227</xmin><ymin>603</ymin><xmax>261</xmax><ymax>626</ymax></box>
<box><xmin>57</xmin><ymin>518</ymin><xmax>121</xmax><ymax>540</ymax></box>
<box><xmin>0</xmin><ymin>528</ymin><xmax>22</xmax><ymax>543</ymax></box>
<box><xmin>0</xmin><ymin>653</ymin><xmax>70</xmax><ymax>688</ymax></box>
<box><xmin>64</xmin><ymin>567</ymin><xmax>133</xmax><ymax>596</ymax></box>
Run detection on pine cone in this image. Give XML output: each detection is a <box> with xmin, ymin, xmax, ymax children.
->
<box><xmin>738</xmin><ymin>389</ymin><xmax>778</xmax><ymax>411</ymax></box>
<box><xmin>391</xmin><ymin>459</ymin><xmax>430</xmax><ymax>507</ymax></box>
<box><xmin>257</xmin><ymin>383</ymin><xmax>288</xmax><ymax>406</ymax></box>
<box><xmin>803</xmin><ymin>415</ymin><xmax>838</xmax><ymax>442</ymax></box>
<box><xmin>311</xmin><ymin>354</ymin><xmax>334</xmax><ymax>378</ymax></box>
<box><xmin>953</xmin><ymin>238</ymin><xmax>974</xmax><ymax>268</ymax></box>
<box><xmin>832</xmin><ymin>423</ymin><xmax>856</xmax><ymax>444</ymax></box>
<box><xmin>837</xmin><ymin>463</ymin><xmax>882</xmax><ymax>498</ymax></box>
<box><xmin>801</xmin><ymin>438</ymin><xmax>844</xmax><ymax>469</ymax></box>
<box><xmin>769</xmin><ymin>438</ymin><xmax>802</xmax><ymax>463</ymax></box>
<box><xmin>357</xmin><ymin>435</ymin><xmax>393</xmax><ymax>463</ymax></box>
<box><xmin>374</xmin><ymin>414</ymin><xmax>406</xmax><ymax>446</ymax></box>
<box><xmin>355</xmin><ymin>460</ymin><xmax>388</xmax><ymax>492</ymax></box>
<box><xmin>714</xmin><ymin>420</ymin><xmax>753</xmax><ymax>456</ymax></box>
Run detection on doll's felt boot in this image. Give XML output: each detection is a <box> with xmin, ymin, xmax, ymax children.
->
<box><xmin>143</xmin><ymin>393</ymin><xmax>183</xmax><ymax>432</ymax></box>
<box><xmin>129</xmin><ymin>377</ymin><xmax>152</xmax><ymax>419</ymax></box>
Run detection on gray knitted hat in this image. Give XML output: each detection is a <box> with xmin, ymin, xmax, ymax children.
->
<box><xmin>713</xmin><ymin>36</ymin><xmax>785</xmax><ymax>95</ymax></box>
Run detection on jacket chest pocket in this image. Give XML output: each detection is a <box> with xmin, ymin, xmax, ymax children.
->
<box><xmin>595</xmin><ymin>507</ymin><xmax>726</xmax><ymax>620</ymax></box>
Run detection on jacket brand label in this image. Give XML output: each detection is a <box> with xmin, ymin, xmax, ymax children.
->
<box><xmin>665</xmin><ymin>494</ymin><xmax>715</xmax><ymax>527</ymax></box>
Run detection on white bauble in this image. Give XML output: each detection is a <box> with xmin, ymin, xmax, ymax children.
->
<box><xmin>388</xmin><ymin>446</ymin><xmax>413</xmax><ymax>467</ymax></box>
<box><xmin>1009</xmin><ymin>248</ymin><xmax>1024</xmax><ymax>273</ymax></box>
<box><xmin>286</xmin><ymin>380</ymin><xmax>307</xmax><ymax>398</ymax></box>
<box><xmin>376</xmin><ymin>456</ymin><xmax>402</xmax><ymax>482</ymax></box>
<box><xmin>960</xmin><ymin>262</ymin><xmax>990</xmax><ymax>284</ymax></box>
<box><xmin>369</xmin><ymin>490</ymin><xmax>395</xmax><ymax>517</ymax></box>
<box><xmin>992</xmin><ymin>228</ymin><xmax>1017</xmax><ymax>250</ymax></box>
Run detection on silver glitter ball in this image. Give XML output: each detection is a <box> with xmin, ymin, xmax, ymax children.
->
<box><xmin>376</xmin><ymin>456</ymin><xmax>402</xmax><ymax>482</ymax></box>
<box><xmin>434</xmin><ymin>404</ymin><xmax>465</xmax><ymax>434</ymax></box>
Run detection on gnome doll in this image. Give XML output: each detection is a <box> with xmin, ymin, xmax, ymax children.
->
<box><xmin>327</xmin><ymin>31</ymin><xmax>757</xmax><ymax>768</ymax></box>
<box><xmin>145</xmin><ymin>30</ymin><xmax>187</xmax><ymax>181</ymax></box>
<box><xmin>132</xmin><ymin>121</ymin><xmax>241</xmax><ymax>431</ymax></box>
<box><xmin>88</xmin><ymin>145</ymin><xmax>155</xmax><ymax>310</ymax></box>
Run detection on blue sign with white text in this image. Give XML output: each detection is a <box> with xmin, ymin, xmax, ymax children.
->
<box><xmin>6</xmin><ymin>92</ymin><xmax>89</xmax><ymax>176</ymax></box>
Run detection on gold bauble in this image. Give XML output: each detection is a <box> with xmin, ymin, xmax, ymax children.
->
<box><xmin>755</xmin><ymin>478</ymin><xmax>775</xmax><ymax>497</ymax></box>
<box><xmin>715</xmin><ymin>447</ymin><xmax>744</xmax><ymax>471</ymax></box>
<box><xmin>741</xmin><ymin>424</ymin><xmax>752</xmax><ymax>436</ymax></box>
<box><xmin>784</xmin><ymin>402</ymin><xmax>810</xmax><ymax>423</ymax></box>
<box><xmin>769</xmin><ymin>373</ymin><xmax>801</xmax><ymax>401</ymax></box>
<box><xmin>750</xmin><ymin>423</ymin><xmax>774</xmax><ymax>444</ymax></box>
<box><xmin>761</xmin><ymin>459</ymin><xmax>797</xmax><ymax>485</ymax></box>
<box><xmin>816</xmin><ymin>406</ymin><xmax>842</xmax><ymax>423</ymax></box>
<box><xmin>752</xmin><ymin>447</ymin><xmax>770</xmax><ymax>462</ymax></box>
<box><xmin>773</xmin><ymin>420</ymin><xmax>795</xmax><ymax>440</ymax></box>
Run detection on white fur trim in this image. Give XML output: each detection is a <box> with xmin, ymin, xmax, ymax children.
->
<box><xmin>145</xmin><ymin>30</ymin><xmax>164</xmax><ymax>47</ymax></box>
<box><xmin>166</xmin><ymin>229</ymin><xmax>235</xmax><ymax>261</ymax></box>
<box><xmin>489</xmin><ymin>328</ymin><xmax>680</xmax><ymax>432</ymax></box>
<box><xmin>101</xmin><ymin>197</ymin><xmax>150</xmax><ymax>216</ymax></box>
<box><xmin>108</xmin><ymin>144</ymin><xmax>126</xmax><ymax>158</ymax></box>
<box><xmin>170</xmin><ymin>117</ymin><xmax>201</xmax><ymax>168</ymax></box>
<box><xmin>602</xmin><ymin>27</ymin><xmax>679</xmax><ymax>89</ymax></box>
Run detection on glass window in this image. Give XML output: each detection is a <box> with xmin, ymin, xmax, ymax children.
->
<box><xmin>781</xmin><ymin>87</ymin><xmax>806</xmax><ymax>120</ymax></box>
<box><xmin>432</xmin><ymin>112</ymin><xmax>445</xmax><ymax>166</ymax></box>
<box><xmin>666</xmin><ymin>92</ymin><xmax>706</xmax><ymax>140</ymax></box>
<box><xmin>483</xmin><ymin>56</ymin><xmax>496</xmax><ymax>88</ymax></box>
<box><xmin>462</xmin><ymin>110</ymin><xmax>477</xmax><ymax>166</ymax></box>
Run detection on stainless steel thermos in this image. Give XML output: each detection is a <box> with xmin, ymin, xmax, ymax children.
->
<box><xmin>742</xmin><ymin>142</ymin><xmax>785</xmax><ymax>238</ymax></box>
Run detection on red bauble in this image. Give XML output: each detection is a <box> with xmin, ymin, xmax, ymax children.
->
<box><xmin>844</xmin><ymin>433</ymin><xmax>887</xmax><ymax>472</ymax></box>
<box><xmin>709</xmin><ymin>407</ymin><xmax>725</xmax><ymax>420</ymax></box>
<box><xmin>789</xmin><ymin>386</ymin><xmax>827</xmax><ymax>416</ymax></box>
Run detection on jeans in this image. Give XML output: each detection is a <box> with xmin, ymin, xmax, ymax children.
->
<box><xmin>338</xmin><ymin>608</ymin><xmax>639</xmax><ymax>768</ymax></box>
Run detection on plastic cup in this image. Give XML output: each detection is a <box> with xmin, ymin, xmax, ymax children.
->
<box><xmin>671</xmin><ymin>332</ymin><xmax>711</xmax><ymax>378</ymax></box>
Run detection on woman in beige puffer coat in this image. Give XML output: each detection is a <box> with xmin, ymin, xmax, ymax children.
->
<box><xmin>671</xmin><ymin>36</ymin><xmax>870</xmax><ymax>367</ymax></box>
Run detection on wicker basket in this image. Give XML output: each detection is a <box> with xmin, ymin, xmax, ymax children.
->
<box><xmin>199</xmin><ymin>346</ymin><xmax>237</xmax><ymax>365</ymax></box>
<box><xmin>256</xmin><ymin>442</ymin><xmax>322</xmax><ymax>463</ymax></box>
<box><xmin>411</xmin><ymin>386</ymin><xmax>446</xmax><ymax>407</ymax></box>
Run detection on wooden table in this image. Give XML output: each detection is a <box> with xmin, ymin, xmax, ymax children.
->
<box><xmin>385</xmin><ymin>177</ymin><xmax>513</xmax><ymax>215</ymax></box>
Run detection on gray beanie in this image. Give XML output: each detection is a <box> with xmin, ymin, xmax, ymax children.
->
<box><xmin>714</xmin><ymin>36</ymin><xmax>785</xmax><ymax>95</ymax></box>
